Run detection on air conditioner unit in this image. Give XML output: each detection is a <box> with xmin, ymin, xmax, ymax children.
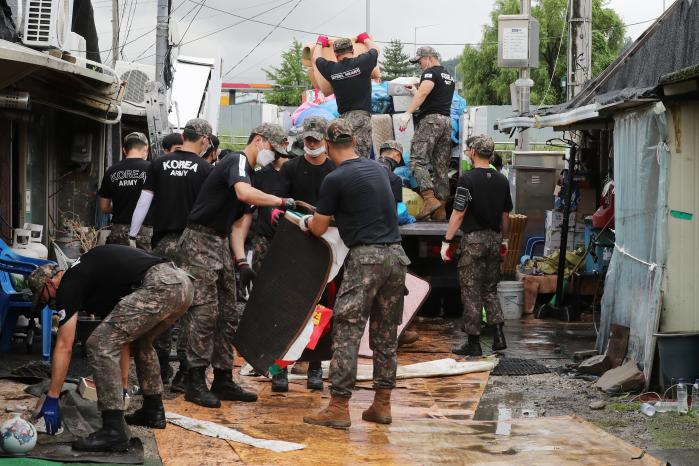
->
<box><xmin>114</xmin><ymin>61</ymin><xmax>156</xmax><ymax>105</ymax></box>
<box><xmin>22</xmin><ymin>0</ymin><xmax>73</xmax><ymax>51</ymax></box>
<box><xmin>7</xmin><ymin>0</ymin><xmax>23</xmax><ymax>32</ymax></box>
<box><xmin>68</xmin><ymin>32</ymin><xmax>86</xmax><ymax>58</ymax></box>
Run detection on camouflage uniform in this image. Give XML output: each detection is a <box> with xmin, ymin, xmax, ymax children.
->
<box><xmin>87</xmin><ymin>262</ymin><xmax>193</xmax><ymax>410</ymax></box>
<box><xmin>340</xmin><ymin>110</ymin><xmax>372</xmax><ymax>159</ymax></box>
<box><xmin>176</xmin><ymin>224</ymin><xmax>238</xmax><ymax>370</ymax></box>
<box><xmin>250</xmin><ymin>233</ymin><xmax>272</xmax><ymax>275</ymax></box>
<box><xmin>458</xmin><ymin>230</ymin><xmax>504</xmax><ymax>335</ymax></box>
<box><xmin>409</xmin><ymin>113</ymin><xmax>452</xmax><ymax>200</ymax></box>
<box><xmin>106</xmin><ymin>223</ymin><xmax>152</xmax><ymax>251</ymax></box>
<box><xmin>329</xmin><ymin>244</ymin><xmax>409</xmax><ymax>397</ymax></box>
<box><xmin>151</xmin><ymin>232</ymin><xmax>188</xmax><ymax>360</ymax></box>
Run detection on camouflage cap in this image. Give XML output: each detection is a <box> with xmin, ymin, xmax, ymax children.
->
<box><xmin>184</xmin><ymin>118</ymin><xmax>213</xmax><ymax>137</ymax></box>
<box><xmin>301</xmin><ymin>116</ymin><xmax>328</xmax><ymax>141</ymax></box>
<box><xmin>28</xmin><ymin>263</ymin><xmax>61</xmax><ymax>313</ymax></box>
<box><xmin>252</xmin><ymin>123</ymin><xmax>288</xmax><ymax>155</ymax></box>
<box><xmin>379</xmin><ymin>140</ymin><xmax>405</xmax><ymax>166</ymax></box>
<box><xmin>466</xmin><ymin>134</ymin><xmax>495</xmax><ymax>157</ymax></box>
<box><xmin>333</xmin><ymin>37</ymin><xmax>354</xmax><ymax>54</ymax></box>
<box><xmin>325</xmin><ymin>119</ymin><xmax>353</xmax><ymax>144</ymax></box>
<box><xmin>123</xmin><ymin>132</ymin><xmax>148</xmax><ymax>146</ymax></box>
<box><xmin>409</xmin><ymin>45</ymin><xmax>440</xmax><ymax>63</ymax></box>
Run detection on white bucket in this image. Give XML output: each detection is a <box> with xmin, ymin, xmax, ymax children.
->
<box><xmin>497</xmin><ymin>281</ymin><xmax>524</xmax><ymax>320</ymax></box>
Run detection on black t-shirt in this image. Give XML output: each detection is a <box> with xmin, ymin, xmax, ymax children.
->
<box><xmin>418</xmin><ymin>65</ymin><xmax>455</xmax><ymax>117</ymax></box>
<box><xmin>316</xmin><ymin>49</ymin><xmax>378</xmax><ymax>114</ymax></box>
<box><xmin>98</xmin><ymin>158</ymin><xmax>152</xmax><ymax>225</ymax></box>
<box><xmin>457</xmin><ymin>168</ymin><xmax>513</xmax><ymax>233</ymax></box>
<box><xmin>376</xmin><ymin>159</ymin><xmax>403</xmax><ymax>203</ymax></box>
<box><xmin>188</xmin><ymin>151</ymin><xmax>253</xmax><ymax>235</ymax></box>
<box><xmin>143</xmin><ymin>150</ymin><xmax>212</xmax><ymax>240</ymax></box>
<box><xmin>280</xmin><ymin>156</ymin><xmax>335</xmax><ymax>205</ymax></box>
<box><xmin>316</xmin><ymin>157</ymin><xmax>401</xmax><ymax>247</ymax></box>
<box><xmin>56</xmin><ymin>245</ymin><xmax>167</xmax><ymax>326</ymax></box>
<box><xmin>252</xmin><ymin>164</ymin><xmax>287</xmax><ymax>238</ymax></box>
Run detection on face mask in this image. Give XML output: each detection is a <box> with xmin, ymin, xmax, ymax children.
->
<box><xmin>257</xmin><ymin>149</ymin><xmax>275</xmax><ymax>167</ymax></box>
<box><xmin>379</xmin><ymin>156</ymin><xmax>399</xmax><ymax>172</ymax></box>
<box><xmin>304</xmin><ymin>144</ymin><xmax>326</xmax><ymax>158</ymax></box>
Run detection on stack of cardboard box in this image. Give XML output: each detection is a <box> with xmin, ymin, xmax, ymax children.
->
<box><xmin>544</xmin><ymin>210</ymin><xmax>586</xmax><ymax>256</ymax></box>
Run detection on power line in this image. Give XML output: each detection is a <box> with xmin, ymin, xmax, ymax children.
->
<box><xmin>536</xmin><ymin>0</ymin><xmax>570</xmax><ymax>109</ymax></box>
<box><xmin>223</xmin><ymin>0</ymin><xmax>303</xmax><ymax>77</ymax></box>
<box><xmin>178</xmin><ymin>0</ymin><xmax>208</xmax><ymax>45</ymax></box>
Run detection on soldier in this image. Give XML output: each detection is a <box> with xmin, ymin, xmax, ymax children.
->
<box><xmin>201</xmin><ymin>135</ymin><xmax>221</xmax><ymax>165</ymax></box>
<box><xmin>440</xmin><ymin>135</ymin><xmax>512</xmax><ymax>356</ymax></box>
<box><xmin>301</xmin><ymin>120</ymin><xmax>409</xmax><ymax>429</ymax></box>
<box><xmin>376</xmin><ymin>140</ymin><xmax>404</xmax><ymax>204</ymax></box>
<box><xmin>98</xmin><ymin>132</ymin><xmax>153</xmax><ymax>251</ymax></box>
<box><xmin>313</xmin><ymin>33</ymin><xmax>379</xmax><ymax>158</ymax></box>
<box><xmin>161</xmin><ymin>132</ymin><xmax>183</xmax><ymax>155</ymax></box>
<box><xmin>30</xmin><ymin>245</ymin><xmax>193</xmax><ymax>451</ymax></box>
<box><xmin>128</xmin><ymin>118</ymin><xmax>213</xmax><ymax>386</ymax></box>
<box><xmin>178</xmin><ymin>123</ymin><xmax>296</xmax><ymax>408</ymax></box>
<box><xmin>273</xmin><ymin>116</ymin><xmax>335</xmax><ymax>393</ymax></box>
<box><xmin>399</xmin><ymin>46</ymin><xmax>456</xmax><ymax>221</ymax></box>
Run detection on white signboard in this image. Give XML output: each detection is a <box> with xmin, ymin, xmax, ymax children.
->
<box><xmin>502</xmin><ymin>26</ymin><xmax>528</xmax><ymax>61</ymax></box>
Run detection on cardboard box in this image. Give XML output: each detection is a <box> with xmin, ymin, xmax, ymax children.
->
<box><xmin>79</xmin><ymin>377</ymin><xmax>130</xmax><ymax>409</ymax></box>
<box><xmin>545</xmin><ymin>210</ymin><xmax>577</xmax><ymax>230</ymax></box>
<box><xmin>387</xmin><ymin>82</ymin><xmax>414</xmax><ymax>96</ymax></box>
<box><xmin>392</xmin><ymin>95</ymin><xmax>413</xmax><ymax>112</ymax></box>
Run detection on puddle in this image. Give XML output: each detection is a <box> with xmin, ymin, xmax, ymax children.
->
<box><xmin>474</xmin><ymin>392</ymin><xmax>541</xmax><ymax>422</ymax></box>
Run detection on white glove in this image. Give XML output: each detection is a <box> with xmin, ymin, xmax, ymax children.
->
<box><xmin>128</xmin><ymin>236</ymin><xmax>137</xmax><ymax>248</ymax></box>
<box><xmin>298</xmin><ymin>214</ymin><xmax>313</xmax><ymax>232</ymax></box>
<box><xmin>440</xmin><ymin>241</ymin><xmax>454</xmax><ymax>263</ymax></box>
<box><xmin>405</xmin><ymin>84</ymin><xmax>417</xmax><ymax>96</ymax></box>
<box><xmin>399</xmin><ymin>113</ymin><xmax>412</xmax><ymax>132</ymax></box>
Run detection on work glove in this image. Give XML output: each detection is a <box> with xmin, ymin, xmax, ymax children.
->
<box><xmin>298</xmin><ymin>214</ymin><xmax>313</xmax><ymax>233</ymax></box>
<box><xmin>39</xmin><ymin>395</ymin><xmax>61</xmax><ymax>435</ymax></box>
<box><xmin>405</xmin><ymin>84</ymin><xmax>417</xmax><ymax>96</ymax></box>
<box><xmin>280</xmin><ymin>197</ymin><xmax>296</xmax><ymax>210</ymax></box>
<box><xmin>270</xmin><ymin>208</ymin><xmax>285</xmax><ymax>227</ymax></box>
<box><xmin>501</xmin><ymin>239</ymin><xmax>509</xmax><ymax>258</ymax></box>
<box><xmin>399</xmin><ymin>113</ymin><xmax>412</xmax><ymax>132</ymax></box>
<box><xmin>440</xmin><ymin>240</ymin><xmax>458</xmax><ymax>263</ymax></box>
<box><xmin>237</xmin><ymin>261</ymin><xmax>256</xmax><ymax>295</ymax></box>
<box><xmin>316</xmin><ymin>35</ymin><xmax>330</xmax><ymax>48</ymax></box>
<box><xmin>355</xmin><ymin>32</ymin><xmax>370</xmax><ymax>44</ymax></box>
<box><xmin>128</xmin><ymin>236</ymin><xmax>137</xmax><ymax>248</ymax></box>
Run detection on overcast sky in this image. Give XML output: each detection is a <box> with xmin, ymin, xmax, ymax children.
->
<box><xmin>92</xmin><ymin>0</ymin><xmax>677</xmax><ymax>82</ymax></box>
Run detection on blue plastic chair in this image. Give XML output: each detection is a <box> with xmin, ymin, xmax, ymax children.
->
<box><xmin>520</xmin><ymin>236</ymin><xmax>545</xmax><ymax>264</ymax></box>
<box><xmin>0</xmin><ymin>240</ymin><xmax>57</xmax><ymax>361</ymax></box>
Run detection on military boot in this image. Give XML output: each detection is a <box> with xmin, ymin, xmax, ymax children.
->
<box><xmin>306</xmin><ymin>362</ymin><xmax>323</xmax><ymax>390</ymax></box>
<box><xmin>492</xmin><ymin>323</ymin><xmax>507</xmax><ymax>351</ymax></box>
<box><xmin>211</xmin><ymin>369</ymin><xmax>258</xmax><ymax>402</ymax></box>
<box><xmin>272</xmin><ymin>368</ymin><xmax>289</xmax><ymax>393</ymax></box>
<box><xmin>185</xmin><ymin>366</ymin><xmax>221</xmax><ymax>408</ymax></box>
<box><xmin>124</xmin><ymin>394</ymin><xmax>166</xmax><ymax>429</ymax></box>
<box><xmin>170</xmin><ymin>360</ymin><xmax>188</xmax><ymax>394</ymax></box>
<box><xmin>430</xmin><ymin>200</ymin><xmax>447</xmax><ymax>222</ymax></box>
<box><xmin>398</xmin><ymin>330</ymin><xmax>419</xmax><ymax>346</ymax></box>
<box><xmin>416</xmin><ymin>189</ymin><xmax>441</xmax><ymax>220</ymax></box>
<box><xmin>72</xmin><ymin>410</ymin><xmax>130</xmax><ymax>452</ymax></box>
<box><xmin>303</xmin><ymin>394</ymin><xmax>351</xmax><ymax>429</ymax></box>
<box><xmin>451</xmin><ymin>335</ymin><xmax>483</xmax><ymax>357</ymax></box>
<box><xmin>362</xmin><ymin>388</ymin><xmax>392</xmax><ymax>424</ymax></box>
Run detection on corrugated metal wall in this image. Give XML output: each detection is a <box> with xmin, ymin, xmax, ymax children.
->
<box><xmin>663</xmin><ymin>100</ymin><xmax>699</xmax><ymax>332</ymax></box>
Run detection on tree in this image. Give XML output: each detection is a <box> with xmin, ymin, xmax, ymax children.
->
<box><xmin>458</xmin><ymin>0</ymin><xmax>625</xmax><ymax>106</ymax></box>
<box><xmin>264</xmin><ymin>39</ymin><xmax>310</xmax><ymax>106</ymax></box>
<box><xmin>379</xmin><ymin>39</ymin><xmax>416</xmax><ymax>81</ymax></box>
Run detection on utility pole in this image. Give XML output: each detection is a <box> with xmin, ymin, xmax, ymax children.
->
<box><xmin>517</xmin><ymin>0</ymin><xmax>533</xmax><ymax>151</ymax></box>
<box><xmin>155</xmin><ymin>0</ymin><xmax>169</xmax><ymax>86</ymax></box>
<box><xmin>567</xmin><ymin>0</ymin><xmax>592</xmax><ymax>100</ymax></box>
<box><xmin>111</xmin><ymin>0</ymin><xmax>119</xmax><ymax>67</ymax></box>
<box><xmin>366</xmin><ymin>0</ymin><xmax>371</xmax><ymax>34</ymax></box>
<box><xmin>146</xmin><ymin>0</ymin><xmax>172</xmax><ymax>154</ymax></box>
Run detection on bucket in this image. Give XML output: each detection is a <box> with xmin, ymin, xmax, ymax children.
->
<box><xmin>654</xmin><ymin>331</ymin><xmax>699</xmax><ymax>389</ymax></box>
<box><xmin>497</xmin><ymin>281</ymin><xmax>524</xmax><ymax>320</ymax></box>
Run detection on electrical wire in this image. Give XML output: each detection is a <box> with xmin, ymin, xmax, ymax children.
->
<box><xmin>222</xmin><ymin>0</ymin><xmax>303</xmax><ymax>77</ymax></box>
<box><xmin>535</xmin><ymin>0</ymin><xmax>570</xmax><ymax>109</ymax></box>
<box><xmin>120</xmin><ymin>0</ymin><xmax>140</xmax><ymax>60</ymax></box>
<box><xmin>177</xmin><ymin>0</ymin><xmax>208</xmax><ymax>45</ymax></box>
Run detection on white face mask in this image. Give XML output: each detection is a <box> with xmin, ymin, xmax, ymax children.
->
<box><xmin>304</xmin><ymin>144</ymin><xmax>326</xmax><ymax>158</ymax></box>
<box><xmin>257</xmin><ymin>149</ymin><xmax>275</xmax><ymax>167</ymax></box>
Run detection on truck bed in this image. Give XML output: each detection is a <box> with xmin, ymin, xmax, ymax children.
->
<box><xmin>399</xmin><ymin>222</ymin><xmax>449</xmax><ymax>236</ymax></box>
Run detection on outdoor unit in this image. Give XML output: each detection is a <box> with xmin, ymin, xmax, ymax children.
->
<box><xmin>114</xmin><ymin>61</ymin><xmax>156</xmax><ymax>105</ymax></box>
<box><xmin>22</xmin><ymin>0</ymin><xmax>74</xmax><ymax>50</ymax></box>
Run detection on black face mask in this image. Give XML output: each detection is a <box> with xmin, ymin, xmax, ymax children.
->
<box><xmin>379</xmin><ymin>156</ymin><xmax>399</xmax><ymax>172</ymax></box>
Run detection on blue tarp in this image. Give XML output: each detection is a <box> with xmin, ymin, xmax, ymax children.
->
<box><xmin>451</xmin><ymin>92</ymin><xmax>467</xmax><ymax>143</ymax></box>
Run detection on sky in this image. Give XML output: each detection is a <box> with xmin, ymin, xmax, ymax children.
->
<box><xmin>91</xmin><ymin>0</ymin><xmax>678</xmax><ymax>83</ymax></box>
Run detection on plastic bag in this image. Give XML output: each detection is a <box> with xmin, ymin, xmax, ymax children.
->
<box><xmin>371</xmin><ymin>82</ymin><xmax>392</xmax><ymax>114</ymax></box>
<box><xmin>402</xmin><ymin>188</ymin><xmax>423</xmax><ymax>217</ymax></box>
<box><xmin>451</xmin><ymin>92</ymin><xmax>467</xmax><ymax>144</ymax></box>
<box><xmin>397</xmin><ymin>202</ymin><xmax>416</xmax><ymax>225</ymax></box>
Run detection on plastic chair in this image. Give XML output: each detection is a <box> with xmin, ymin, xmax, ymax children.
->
<box><xmin>520</xmin><ymin>236</ymin><xmax>545</xmax><ymax>264</ymax></box>
<box><xmin>0</xmin><ymin>245</ymin><xmax>57</xmax><ymax>361</ymax></box>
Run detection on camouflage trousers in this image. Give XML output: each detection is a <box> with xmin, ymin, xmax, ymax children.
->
<box><xmin>177</xmin><ymin>224</ymin><xmax>239</xmax><ymax>370</ymax></box>
<box><xmin>340</xmin><ymin>110</ymin><xmax>372</xmax><ymax>158</ymax></box>
<box><xmin>329</xmin><ymin>244</ymin><xmax>409</xmax><ymax>397</ymax></box>
<box><xmin>458</xmin><ymin>230</ymin><xmax>504</xmax><ymax>335</ymax></box>
<box><xmin>250</xmin><ymin>233</ymin><xmax>272</xmax><ymax>275</ymax></box>
<box><xmin>87</xmin><ymin>262</ymin><xmax>193</xmax><ymax>410</ymax></box>
<box><xmin>409</xmin><ymin>113</ymin><xmax>452</xmax><ymax>200</ymax></box>
<box><xmin>151</xmin><ymin>232</ymin><xmax>188</xmax><ymax>361</ymax></box>
<box><xmin>106</xmin><ymin>223</ymin><xmax>152</xmax><ymax>251</ymax></box>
